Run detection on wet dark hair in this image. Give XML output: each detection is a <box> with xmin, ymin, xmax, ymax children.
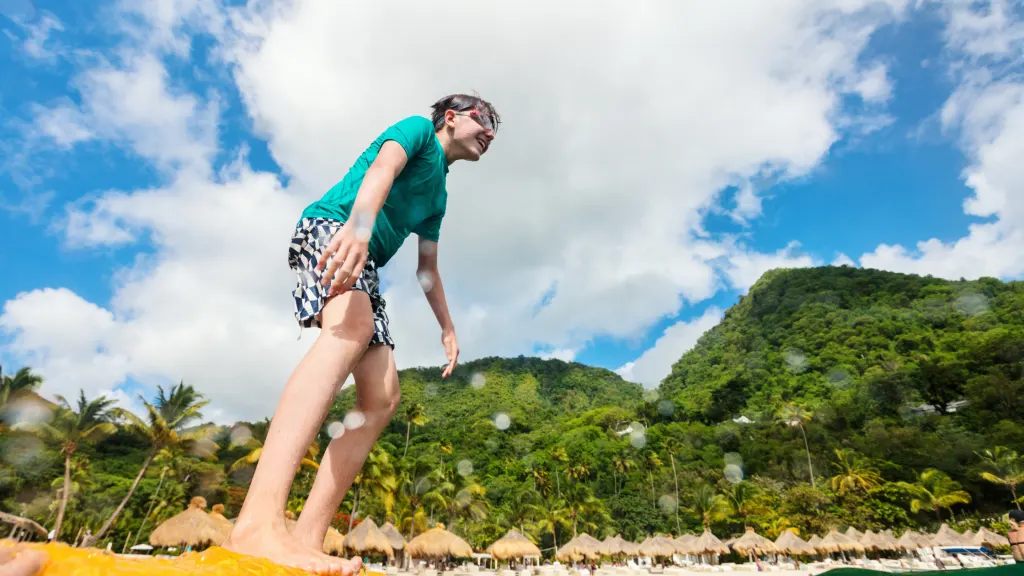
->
<box><xmin>430</xmin><ymin>93</ymin><xmax>501</xmax><ymax>132</ymax></box>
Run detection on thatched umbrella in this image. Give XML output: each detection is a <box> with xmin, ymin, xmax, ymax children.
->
<box><xmin>149</xmin><ymin>496</ymin><xmax>224</xmax><ymax>548</ymax></box>
<box><xmin>208</xmin><ymin>503</ymin><xmax>233</xmax><ymax>545</ymax></box>
<box><xmin>691</xmin><ymin>529</ymin><xmax>729</xmax><ymax>555</ymax></box>
<box><xmin>774</xmin><ymin>530</ymin><xmax>817</xmax><ymax>556</ymax></box>
<box><xmin>638</xmin><ymin>535</ymin><xmax>677</xmax><ymax>559</ymax></box>
<box><xmin>845</xmin><ymin>527</ymin><xmax>863</xmax><ymax>541</ymax></box>
<box><xmin>600</xmin><ymin>534</ymin><xmax>624</xmax><ymax>557</ymax></box>
<box><xmin>487</xmin><ymin>529</ymin><xmax>542</xmax><ymax>561</ymax></box>
<box><xmin>323</xmin><ymin>527</ymin><xmax>345</xmax><ymax>555</ymax></box>
<box><xmin>406</xmin><ymin>523</ymin><xmax>473</xmax><ymax>558</ymax></box>
<box><xmin>972</xmin><ymin>527</ymin><xmax>1009</xmax><ymax>549</ymax></box>
<box><xmin>806</xmin><ymin>534</ymin><xmax>823</xmax><ymax>549</ymax></box>
<box><xmin>730</xmin><ymin>527</ymin><xmax>778</xmax><ymax>557</ymax></box>
<box><xmin>929</xmin><ymin>523</ymin><xmax>967</xmax><ymax>547</ymax></box>
<box><xmin>620</xmin><ymin>539</ymin><xmax>642</xmax><ymax>557</ymax></box>
<box><xmin>895</xmin><ymin>530</ymin><xmax>921</xmax><ymax>551</ymax></box>
<box><xmin>380</xmin><ymin>522</ymin><xmax>406</xmax><ymax>551</ymax></box>
<box><xmin>673</xmin><ymin>533</ymin><xmax>697</xmax><ymax>555</ymax></box>
<box><xmin>345</xmin><ymin>517</ymin><xmax>394</xmax><ymax>558</ymax></box>
<box><xmin>556</xmin><ymin>535</ymin><xmax>596</xmax><ymax>562</ymax></box>
<box><xmin>816</xmin><ymin>529</ymin><xmax>864</xmax><ymax>555</ymax></box>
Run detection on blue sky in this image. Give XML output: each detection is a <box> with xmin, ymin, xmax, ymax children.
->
<box><xmin>1</xmin><ymin>0</ymin><xmax>1022</xmax><ymax>422</ymax></box>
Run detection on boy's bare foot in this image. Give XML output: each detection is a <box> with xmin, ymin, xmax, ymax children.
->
<box><xmin>0</xmin><ymin>544</ymin><xmax>50</xmax><ymax>576</ymax></box>
<box><xmin>223</xmin><ymin>524</ymin><xmax>361</xmax><ymax>575</ymax></box>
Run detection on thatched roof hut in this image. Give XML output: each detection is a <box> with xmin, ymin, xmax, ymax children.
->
<box><xmin>731</xmin><ymin>527</ymin><xmax>778</xmax><ymax>556</ymax></box>
<box><xmin>487</xmin><ymin>529</ymin><xmax>542</xmax><ymax>560</ymax></box>
<box><xmin>380</xmin><ymin>522</ymin><xmax>406</xmax><ymax>551</ymax></box>
<box><xmin>895</xmin><ymin>530</ymin><xmax>921</xmax><ymax>550</ymax></box>
<box><xmin>774</xmin><ymin>530</ymin><xmax>817</xmax><ymax>556</ymax></box>
<box><xmin>406</xmin><ymin>524</ymin><xmax>473</xmax><ymax>558</ymax></box>
<box><xmin>149</xmin><ymin>496</ymin><xmax>224</xmax><ymax>548</ymax></box>
<box><xmin>673</xmin><ymin>534</ymin><xmax>697</xmax><ymax>555</ymax></box>
<box><xmin>345</xmin><ymin>518</ymin><xmax>394</xmax><ymax>558</ymax></box>
<box><xmin>600</xmin><ymin>534</ymin><xmax>624</xmax><ymax>556</ymax></box>
<box><xmin>208</xmin><ymin>503</ymin><xmax>233</xmax><ymax>544</ymax></box>
<box><xmin>556</xmin><ymin>534</ymin><xmax>603</xmax><ymax>562</ymax></box>
<box><xmin>638</xmin><ymin>535</ymin><xmax>676</xmax><ymax>558</ymax></box>
<box><xmin>845</xmin><ymin>527</ymin><xmax>863</xmax><ymax>540</ymax></box>
<box><xmin>619</xmin><ymin>539</ymin><xmax>641</xmax><ymax>557</ymax></box>
<box><xmin>816</xmin><ymin>529</ymin><xmax>864</xmax><ymax>554</ymax></box>
<box><xmin>929</xmin><ymin>523</ymin><xmax>967</xmax><ymax>547</ymax></box>
<box><xmin>323</xmin><ymin>527</ymin><xmax>345</xmax><ymax>555</ymax></box>
<box><xmin>806</xmin><ymin>534</ymin><xmax>823</xmax><ymax>548</ymax></box>
<box><xmin>691</xmin><ymin>529</ymin><xmax>729</xmax><ymax>555</ymax></box>
<box><xmin>972</xmin><ymin>527</ymin><xmax>1009</xmax><ymax>549</ymax></box>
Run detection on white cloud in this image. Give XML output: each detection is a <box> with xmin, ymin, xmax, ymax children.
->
<box><xmin>854</xmin><ymin>63</ymin><xmax>893</xmax><ymax>103</ymax></box>
<box><xmin>832</xmin><ymin>253</ymin><xmax>857</xmax><ymax>267</ymax></box>
<box><xmin>538</xmin><ymin>348</ymin><xmax>577</xmax><ymax>363</ymax></box>
<box><xmin>721</xmin><ymin>240</ymin><xmax>821</xmax><ymax>292</ymax></box>
<box><xmin>2</xmin><ymin>0</ymin><xmax>908</xmax><ymax>421</ymax></box>
<box><xmin>616</xmin><ymin>307</ymin><xmax>724</xmax><ymax>388</ymax></box>
<box><xmin>856</xmin><ymin>0</ymin><xmax>1024</xmax><ymax>281</ymax></box>
<box><xmin>12</xmin><ymin>11</ymin><xmax>64</xmax><ymax>63</ymax></box>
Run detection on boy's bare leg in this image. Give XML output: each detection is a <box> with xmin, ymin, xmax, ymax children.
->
<box><xmin>223</xmin><ymin>290</ymin><xmax>373</xmax><ymax>575</ymax></box>
<box><xmin>293</xmin><ymin>344</ymin><xmax>400</xmax><ymax>549</ymax></box>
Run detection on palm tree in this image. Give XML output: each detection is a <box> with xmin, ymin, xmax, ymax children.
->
<box><xmin>976</xmin><ymin>447</ymin><xmax>1024</xmax><ymax>510</ymax></box>
<box><xmin>662</xmin><ymin>437</ymin><xmax>685</xmax><ymax>534</ymax></box>
<box><xmin>778</xmin><ymin>403</ymin><xmax>816</xmax><ymax>488</ymax></box>
<box><xmin>83</xmin><ymin>382</ymin><xmax>212</xmax><ymax>547</ymax></box>
<box><xmin>229</xmin><ymin>433</ymin><xmax>321</xmax><ymax>474</ymax></box>
<box><xmin>688</xmin><ymin>483</ymin><xmax>730</xmax><ymax>530</ymax></box>
<box><xmin>403</xmin><ymin>403</ymin><xmax>428</xmax><ymax>458</ymax></box>
<box><xmin>550</xmin><ymin>447</ymin><xmax>568</xmax><ymax>498</ymax></box>
<box><xmin>562</xmin><ymin>483</ymin><xmax>608</xmax><ymax>538</ymax></box>
<box><xmin>0</xmin><ymin>366</ymin><xmax>44</xmax><ymax>433</ymax></box>
<box><xmin>611</xmin><ymin>452</ymin><xmax>635</xmax><ymax>496</ymax></box>
<box><xmin>28</xmin><ymin>390</ymin><xmax>117</xmax><ymax>541</ymax></box>
<box><xmin>829</xmin><ymin>448</ymin><xmax>883</xmax><ymax>495</ymax></box>
<box><xmin>896</xmin><ymin>468</ymin><xmax>972</xmax><ymax>521</ymax></box>
<box><xmin>348</xmin><ymin>446</ymin><xmax>398</xmax><ymax>530</ymax></box>
<box><xmin>502</xmin><ymin>482</ymin><xmax>543</xmax><ymax>534</ymax></box>
<box><xmin>531</xmin><ymin>497</ymin><xmax>570</xmax><ymax>552</ymax></box>
<box><xmin>644</xmin><ymin>451</ymin><xmax>663</xmax><ymax>508</ymax></box>
<box><xmin>725</xmin><ymin>481</ymin><xmax>760</xmax><ymax>527</ymax></box>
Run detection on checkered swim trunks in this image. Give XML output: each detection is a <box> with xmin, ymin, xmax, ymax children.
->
<box><xmin>288</xmin><ymin>217</ymin><xmax>395</xmax><ymax>348</ymax></box>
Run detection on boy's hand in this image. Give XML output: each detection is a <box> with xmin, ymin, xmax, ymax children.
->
<box><xmin>441</xmin><ymin>328</ymin><xmax>459</xmax><ymax>378</ymax></box>
<box><xmin>317</xmin><ymin>215</ymin><xmax>371</xmax><ymax>296</ymax></box>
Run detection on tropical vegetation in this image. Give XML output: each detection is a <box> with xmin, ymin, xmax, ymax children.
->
<box><xmin>0</xmin><ymin>266</ymin><xmax>1021</xmax><ymax>554</ymax></box>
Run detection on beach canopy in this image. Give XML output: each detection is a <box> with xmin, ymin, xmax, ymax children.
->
<box><xmin>149</xmin><ymin>496</ymin><xmax>224</xmax><ymax>548</ymax></box>
<box><xmin>774</xmin><ymin>529</ymin><xmax>817</xmax><ymax>556</ymax></box>
<box><xmin>344</xmin><ymin>517</ymin><xmax>394</xmax><ymax>558</ymax></box>
<box><xmin>929</xmin><ymin>523</ymin><xmax>968</xmax><ymax>547</ymax></box>
<box><xmin>555</xmin><ymin>533</ymin><xmax>602</xmax><ymax>562</ymax></box>
<box><xmin>599</xmin><ymin>534</ymin><xmax>624</xmax><ymax>556</ymax></box>
<box><xmin>816</xmin><ymin>529</ymin><xmax>864</xmax><ymax>554</ymax></box>
<box><xmin>971</xmin><ymin>527</ymin><xmax>1009</xmax><ymax>549</ymax></box>
<box><xmin>730</xmin><ymin>527</ymin><xmax>777</xmax><ymax>556</ymax></box>
<box><xmin>207</xmin><ymin>503</ymin><xmax>233</xmax><ymax>545</ymax></box>
<box><xmin>486</xmin><ymin>529</ymin><xmax>542</xmax><ymax>560</ymax></box>
<box><xmin>379</xmin><ymin>522</ymin><xmax>407</xmax><ymax>551</ymax></box>
<box><xmin>406</xmin><ymin>524</ymin><xmax>473</xmax><ymax>558</ymax></box>
<box><xmin>691</xmin><ymin>529</ymin><xmax>729</xmax><ymax>555</ymax></box>
<box><xmin>638</xmin><ymin>535</ymin><xmax>676</xmax><ymax>558</ymax></box>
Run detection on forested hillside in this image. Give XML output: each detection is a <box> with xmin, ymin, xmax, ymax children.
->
<box><xmin>1</xmin><ymin>266</ymin><xmax>1022</xmax><ymax>555</ymax></box>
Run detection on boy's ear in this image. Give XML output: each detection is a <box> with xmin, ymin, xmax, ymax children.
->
<box><xmin>444</xmin><ymin>109</ymin><xmax>457</xmax><ymax>126</ymax></box>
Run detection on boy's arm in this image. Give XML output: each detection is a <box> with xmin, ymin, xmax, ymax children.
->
<box><xmin>417</xmin><ymin>236</ymin><xmax>459</xmax><ymax>378</ymax></box>
<box><xmin>318</xmin><ymin>140</ymin><xmax>409</xmax><ymax>294</ymax></box>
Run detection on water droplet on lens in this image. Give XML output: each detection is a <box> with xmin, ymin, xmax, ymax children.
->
<box><xmin>643</xmin><ymin>389</ymin><xmax>660</xmax><ymax>403</ymax></box>
<box><xmin>827</xmin><ymin>367</ymin><xmax>850</xmax><ymax>388</ymax></box>
<box><xmin>344</xmin><ymin>410</ymin><xmax>366</xmax><ymax>430</ymax></box>
<box><xmin>417</xmin><ymin>271</ymin><xmax>434</xmax><ymax>292</ymax></box>
<box><xmin>425</xmin><ymin>383</ymin><xmax>438</xmax><ymax>397</ymax></box>
<box><xmin>457</xmin><ymin>459</ymin><xmax>474</xmax><ymax>476</ymax></box>
<box><xmin>230</xmin><ymin>425</ymin><xmax>252</xmax><ymax>447</ymax></box>
<box><xmin>414</xmin><ymin>476</ymin><xmax>431</xmax><ymax>494</ymax></box>
<box><xmin>494</xmin><ymin>413</ymin><xmax>511</xmax><ymax>430</ymax></box>
<box><xmin>327</xmin><ymin>421</ymin><xmax>345</xmax><ymax>439</ymax></box>
<box><xmin>955</xmin><ymin>292</ymin><xmax>989</xmax><ymax>317</ymax></box>
<box><xmin>658</xmin><ymin>494</ymin><xmax>677</xmax><ymax>514</ymax></box>
<box><xmin>724</xmin><ymin>452</ymin><xmax>743</xmax><ymax>467</ymax></box>
<box><xmin>353</xmin><ymin>211</ymin><xmax>374</xmax><ymax>242</ymax></box>
<box><xmin>470</xmin><ymin>372</ymin><xmax>486</xmax><ymax>390</ymax></box>
<box><xmin>630</xmin><ymin>431</ymin><xmax>646</xmax><ymax>449</ymax></box>
<box><xmin>724</xmin><ymin>463</ymin><xmax>744</xmax><ymax>483</ymax></box>
<box><xmin>784</xmin><ymin>348</ymin><xmax>807</xmax><ymax>373</ymax></box>
<box><xmin>658</xmin><ymin>400</ymin><xmax>674</xmax><ymax>417</ymax></box>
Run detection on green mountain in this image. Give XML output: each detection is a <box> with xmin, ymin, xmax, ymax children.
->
<box><xmin>3</xmin><ymin>266</ymin><xmax>1022</xmax><ymax>554</ymax></box>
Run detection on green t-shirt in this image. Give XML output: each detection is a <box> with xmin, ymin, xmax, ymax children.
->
<box><xmin>300</xmin><ymin>115</ymin><xmax>448</xmax><ymax>268</ymax></box>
